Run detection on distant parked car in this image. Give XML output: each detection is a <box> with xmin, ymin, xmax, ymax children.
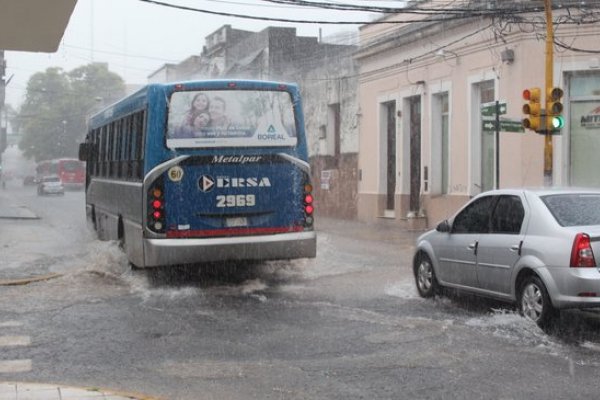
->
<box><xmin>413</xmin><ymin>188</ymin><xmax>600</xmax><ymax>328</ymax></box>
<box><xmin>37</xmin><ymin>175</ymin><xmax>65</xmax><ymax>196</ymax></box>
<box><xmin>23</xmin><ymin>175</ymin><xmax>36</xmax><ymax>186</ymax></box>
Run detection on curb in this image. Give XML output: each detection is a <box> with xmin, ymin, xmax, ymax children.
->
<box><xmin>0</xmin><ymin>273</ymin><xmax>62</xmax><ymax>286</ymax></box>
<box><xmin>0</xmin><ymin>382</ymin><xmax>164</xmax><ymax>400</ymax></box>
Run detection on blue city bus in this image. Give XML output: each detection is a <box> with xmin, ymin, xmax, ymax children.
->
<box><xmin>78</xmin><ymin>80</ymin><xmax>316</xmax><ymax>268</ymax></box>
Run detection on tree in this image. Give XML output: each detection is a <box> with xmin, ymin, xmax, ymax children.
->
<box><xmin>17</xmin><ymin>63</ymin><xmax>125</xmax><ymax>162</ymax></box>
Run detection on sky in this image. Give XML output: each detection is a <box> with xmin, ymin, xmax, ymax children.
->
<box><xmin>4</xmin><ymin>0</ymin><xmax>390</xmax><ymax>108</ymax></box>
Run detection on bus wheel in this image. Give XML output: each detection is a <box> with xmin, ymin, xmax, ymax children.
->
<box><xmin>118</xmin><ymin>219</ymin><xmax>125</xmax><ymax>250</ymax></box>
<box><xmin>129</xmin><ymin>262</ymin><xmax>142</xmax><ymax>271</ymax></box>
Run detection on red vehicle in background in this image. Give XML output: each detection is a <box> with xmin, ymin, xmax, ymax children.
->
<box><xmin>36</xmin><ymin>158</ymin><xmax>85</xmax><ymax>190</ymax></box>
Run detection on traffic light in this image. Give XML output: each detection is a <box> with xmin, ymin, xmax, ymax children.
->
<box><xmin>522</xmin><ymin>87</ymin><xmax>542</xmax><ymax>131</ymax></box>
<box><xmin>547</xmin><ymin>87</ymin><xmax>564</xmax><ymax>130</ymax></box>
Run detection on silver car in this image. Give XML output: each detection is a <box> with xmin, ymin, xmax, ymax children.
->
<box><xmin>37</xmin><ymin>175</ymin><xmax>65</xmax><ymax>196</ymax></box>
<box><xmin>413</xmin><ymin>188</ymin><xmax>600</xmax><ymax>328</ymax></box>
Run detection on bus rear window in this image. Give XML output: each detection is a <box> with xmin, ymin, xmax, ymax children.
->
<box><xmin>166</xmin><ymin>90</ymin><xmax>297</xmax><ymax>148</ymax></box>
<box><xmin>63</xmin><ymin>160</ymin><xmax>85</xmax><ymax>172</ymax></box>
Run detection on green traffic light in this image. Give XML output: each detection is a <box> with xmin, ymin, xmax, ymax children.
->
<box><xmin>551</xmin><ymin>115</ymin><xmax>565</xmax><ymax>129</ymax></box>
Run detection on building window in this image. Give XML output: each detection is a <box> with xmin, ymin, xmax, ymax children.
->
<box><xmin>569</xmin><ymin>72</ymin><xmax>600</xmax><ymax>186</ymax></box>
<box><xmin>433</xmin><ymin>92</ymin><xmax>450</xmax><ymax>195</ymax></box>
<box><xmin>479</xmin><ymin>80</ymin><xmax>495</xmax><ymax>192</ymax></box>
<box><xmin>328</xmin><ymin>103</ymin><xmax>341</xmax><ymax>167</ymax></box>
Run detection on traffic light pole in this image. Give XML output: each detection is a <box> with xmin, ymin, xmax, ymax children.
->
<box><xmin>544</xmin><ymin>0</ymin><xmax>553</xmax><ymax>186</ymax></box>
<box><xmin>495</xmin><ymin>100</ymin><xmax>500</xmax><ymax>189</ymax></box>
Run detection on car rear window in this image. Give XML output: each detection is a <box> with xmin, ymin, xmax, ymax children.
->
<box><xmin>541</xmin><ymin>194</ymin><xmax>600</xmax><ymax>227</ymax></box>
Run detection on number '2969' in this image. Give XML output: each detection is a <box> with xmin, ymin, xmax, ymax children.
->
<box><xmin>216</xmin><ymin>194</ymin><xmax>256</xmax><ymax>208</ymax></box>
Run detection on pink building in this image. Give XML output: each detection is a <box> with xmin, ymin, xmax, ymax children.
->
<box><xmin>355</xmin><ymin>0</ymin><xmax>600</xmax><ymax>229</ymax></box>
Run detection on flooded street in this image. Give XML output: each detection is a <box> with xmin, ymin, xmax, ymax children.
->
<box><xmin>2</xmin><ymin>182</ymin><xmax>600</xmax><ymax>399</ymax></box>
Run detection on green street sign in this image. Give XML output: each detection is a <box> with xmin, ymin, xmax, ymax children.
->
<box><xmin>481</xmin><ymin>101</ymin><xmax>507</xmax><ymax>117</ymax></box>
<box><xmin>482</xmin><ymin>120</ymin><xmax>497</xmax><ymax>132</ymax></box>
<box><xmin>500</xmin><ymin>119</ymin><xmax>525</xmax><ymax>133</ymax></box>
<box><xmin>481</xmin><ymin>118</ymin><xmax>525</xmax><ymax>133</ymax></box>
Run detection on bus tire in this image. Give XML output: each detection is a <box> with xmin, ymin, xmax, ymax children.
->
<box><xmin>118</xmin><ymin>218</ymin><xmax>125</xmax><ymax>250</ymax></box>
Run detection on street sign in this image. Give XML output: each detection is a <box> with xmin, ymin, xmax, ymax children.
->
<box><xmin>482</xmin><ymin>120</ymin><xmax>497</xmax><ymax>132</ymax></box>
<box><xmin>482</xmin><ymin>118</ymin><xmax>525</xmax><ymax>133</ymax></box>
<box><xmin>500</xmin><ymin>119</ymin><xmax>525</xmax><ymax>133</ymax></box>
<box><xmin>481</xmin><ymin>101</ymin><xmax>507</xmax><ymax>116</ymax></box>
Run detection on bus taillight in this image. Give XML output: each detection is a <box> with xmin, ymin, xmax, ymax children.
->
<box><xmin>148</xmin><ymin>181</ymin><xmax>166</xmax><ymax>233</ymax></box>
<box><xmin>303</xmin><ymin>182</ymin><xmax>314</xmax><ymax>226</ymax></box>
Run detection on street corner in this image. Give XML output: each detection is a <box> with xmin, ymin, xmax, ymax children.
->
<box><xmin>0</xmin><ymin>382</ymin><xmax>164</xmax><ymax>400</ymax></box>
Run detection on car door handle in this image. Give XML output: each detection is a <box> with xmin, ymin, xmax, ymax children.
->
<box><xmin>468</xmin><ymin>242</ymin><xmax>478</xmax><ymax>255</ymax></box>
<box><xmin>510</xmin><ymin>241</ymin><xmax>523</xmax><ymax>256</ymax></box>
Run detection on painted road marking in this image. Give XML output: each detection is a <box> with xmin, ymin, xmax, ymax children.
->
<box><xmin>0</xmin><ymin>322</ymin><xmax>32</xmax><ymax>374</ymax></box>
<box><xmin>0</xmin><ymin>321</ymin><xmax>22</xmax><ymax>328</ymax></box>
<box><xmin>0</xmin><ymin>336</ymin><xmax>30</xmax><ymax>347</ymax></box>
<box><xmin>0</xmin><ymin>360</ymin><xmax>32</xmax><ymax>373</ymax></box>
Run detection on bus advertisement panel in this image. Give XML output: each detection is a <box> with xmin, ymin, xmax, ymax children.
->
<box><xmin>80</xmin><ymin>80</ymin><xmax>316</xmax><ymax>269</ymax></box>
<box><xmin>166</xmin><ymin>90</ymin><xmax>297</xmax><ymax>148</ymax></box>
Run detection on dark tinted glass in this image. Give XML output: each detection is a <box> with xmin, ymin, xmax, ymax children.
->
<box><xmin>452</xmin><ymin>196</ymin><xmax>496</xmax><ymax>234</ymax></box>
<box><xmin>542</xmin><ymin>194</ymin><xmax>600</xmax><ymax>227</ymax></box>
<box><xmin>491</xmin><ymin>195</ymin><xmax>524</xmax><ymax>234</ymax></box>
<box><xmin>63</xmin><ymin>160</ymin><xmax>83</xmax><ymax>172</ymax></box>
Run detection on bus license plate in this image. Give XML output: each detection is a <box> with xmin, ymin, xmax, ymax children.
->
<box><xmin>226</xmin><ymin>217</ymin><xmax>248</xmax><ymax>227</ymax></box>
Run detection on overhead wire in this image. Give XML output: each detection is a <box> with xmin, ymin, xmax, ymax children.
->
<box><xmin>137</xmin><ymin>0</ymin><xmax>574</xmax><ymax>24</ymax></box>
<box><xmin>11</xmin><ymin>0</ymin><xmax>600</xmax><ymax>105</ymax></box>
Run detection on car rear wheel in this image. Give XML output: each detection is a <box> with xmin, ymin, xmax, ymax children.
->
<box><xmin>415</xmin><ymin>253</ymin><xmax>438</xmax><ymax>298</ymax></box>
<box><xmin>518</xmin><ymin>275</ymin><xmax>556</xmax><ymax>328</ymax></box>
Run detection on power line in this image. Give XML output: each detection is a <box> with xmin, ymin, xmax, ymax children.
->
<box><xmin>137</xmin><ymin>0</ymin><xmax>517</xmax><ymax>24</ymax></box>
<box><xmin>554</xmin><ymin>38</ymin><xmax>600</xmax><ymax>54</ymax></box>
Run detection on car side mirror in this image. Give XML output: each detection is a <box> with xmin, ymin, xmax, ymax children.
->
<box><xmin>436</xmin><ymin>220</ymin><xmax>451</xmax><ymax>233</ymax></box>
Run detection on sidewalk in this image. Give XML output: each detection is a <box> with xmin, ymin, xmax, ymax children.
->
<box><xmin>0</xmin><ymin>382</ymin><xmax>160</xmax><ymax>400</ymax></box>
<box><xmin>0</xmin><ymin>188</ymin><xmax>56</xmax><ymax>281</ymax></box>
<box><xmin>315</xmin><ymin>215</ymin><xmax>425</xmax><ymax>247</ymax></box>
<box><xmin>0</xmin><ymin>189</ymin><xmax>38</xmax><ymax>220</ymax></box>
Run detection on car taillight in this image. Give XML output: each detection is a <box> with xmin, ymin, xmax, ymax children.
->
<box><xmin>148</xmin><ymin>181</ymin><xmax>166</xmax><ymax>233</ymax></box>
<box><xmin>303</xmin><ymin>182</ymin><xmax>314</xmax><ymax>227</ymax></box>
<box><xmin>570</xmin><ymin>233</ymin><xmax>596</xmax><ymax>268</ymax></box>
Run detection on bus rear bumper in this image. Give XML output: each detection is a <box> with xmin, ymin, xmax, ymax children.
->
<box><xmin>143</xmin><ymin>231</ymin><xmax>316</xmax><ymax>267</ymax></box>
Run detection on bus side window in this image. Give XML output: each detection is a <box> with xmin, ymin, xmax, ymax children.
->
<box><xmin>131</xmin><ymin>113</ymin><xmax>138</xmax><ymax>180</ymax></box>
<box><xmin>109</xmin><ymin>122</ymin><xmax>117</xmax><ymax>178</ymax></box>
<box><xmin>93</xmin><ymin>130</ymin><xmax>100</xmax><ymax>176</ymax></box>
<box><xmin>114</xmin><ymin>120</ymin><xmax>121</xmax><ymax>179</ymax></box>
<box><xmin>122</xmin><ymin>116</ymin><xmax>132</xmax><ymax>180</ymax></box>
<box><xmin>132</xmin><ymin>110</ymin><xmax>145</xmax><ymax>181</ymax></box>
<box><xmin>100</xmin><ymin>126</ymin><xmax>108</xmax><ymax>177</ymax></box>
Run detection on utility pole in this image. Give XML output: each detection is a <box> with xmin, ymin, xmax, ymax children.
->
<box><xmin>544</xmin><ymin>0</ymin><xmax>554</xmax><ymax>186</ymax></box>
